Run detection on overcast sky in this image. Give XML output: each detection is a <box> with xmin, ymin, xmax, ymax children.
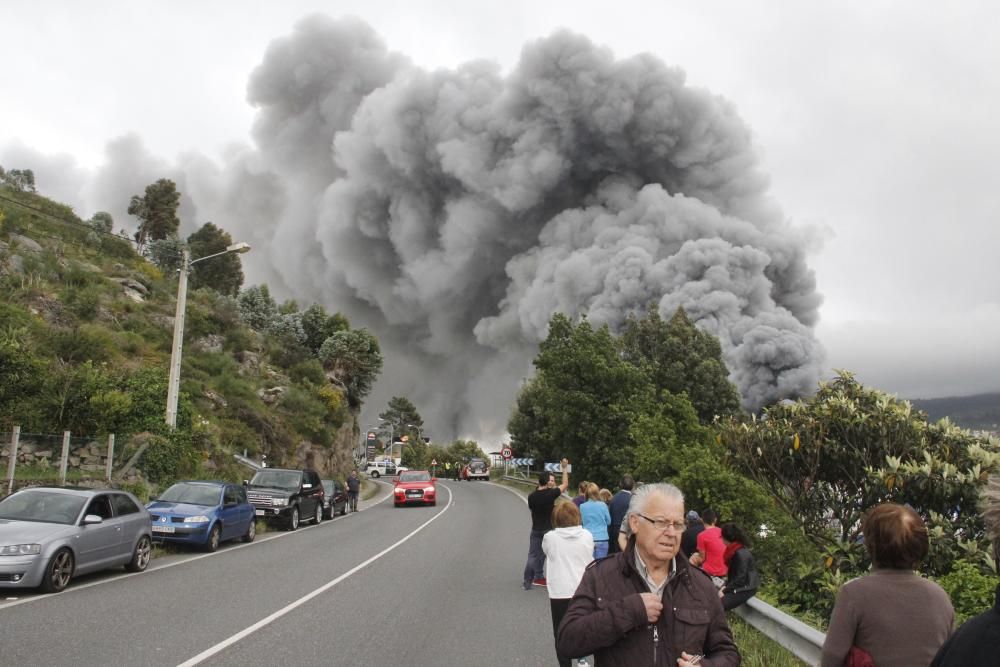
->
<box><xmin>3</xmin><ymin>0</ymin><xmax>998</xmax><ymax>401</ymax></box>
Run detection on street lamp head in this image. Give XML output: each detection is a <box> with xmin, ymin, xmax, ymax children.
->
<box><xmin>227</xmin><ymin>242</ymin><xmax>251</xmax><ymax>254</ymax></box>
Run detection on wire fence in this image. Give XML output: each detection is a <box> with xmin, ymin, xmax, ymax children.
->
<box><xmin>2</xmin><ymin>427</ymin><xmax>117</xmax><ymax>495</ymax></box>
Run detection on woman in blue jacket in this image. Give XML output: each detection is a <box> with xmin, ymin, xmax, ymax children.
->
<box><xmin>579</xmin><ymin>482</ymin><xmax>612</xmax><ymax>559</ymax></box>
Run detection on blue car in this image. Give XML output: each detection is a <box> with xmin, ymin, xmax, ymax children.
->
<box><xmin>146</xmin><ymin>481</ymin><xmax>255</xmax><ymax>551</ymax></box>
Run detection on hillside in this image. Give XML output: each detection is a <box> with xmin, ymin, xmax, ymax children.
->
<box><xmin>911</xmin><ymin>392</ymin><xmax>1000</xmax><ymax>434</ymax></box>
<box><xmin>0</xmin><ymin>185</ymin><xmax>366</xmax><ymax>497</ymax></box>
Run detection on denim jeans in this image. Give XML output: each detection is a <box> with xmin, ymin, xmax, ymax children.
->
<box><xmin>523</xmin><ymin>529</ymin><xmax>547</xmax><ymax>585</ymax></box>
<box><xmin>593</xmin><ymin>540</ymin><xmax>609</xmax><ymax>560</ymax></box>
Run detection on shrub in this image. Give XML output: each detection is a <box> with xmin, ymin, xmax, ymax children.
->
<box><xmin>289</xmin><ymin>359</ymin><xmax>326</xmax><ymax>385</ymax></box>
<box><xmin>934</xmin><ymin>559</ymin><xmax>998</xmax><ymax>624</ymax></box>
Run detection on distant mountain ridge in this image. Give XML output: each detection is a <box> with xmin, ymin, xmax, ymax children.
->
<box><xmin>911</xmin><ymin>392</ymin><xmax>1000</xmax><ymax>433</ymax></box>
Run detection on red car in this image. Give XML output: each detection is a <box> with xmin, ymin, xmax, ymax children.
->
<box><xmin>393</xmin><ymin>470</ymin><xmax>437</xmax><ymax>507</ymax></box>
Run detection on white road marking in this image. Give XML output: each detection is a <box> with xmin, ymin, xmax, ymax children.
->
<box><xmin>486</xmin><ymin>480</ymin><xmax>530</xmax><ymax>506</ymax></box>
<box><xmin>0</xmin><ymin>481</ymin><xmax>393</xmax><ymax>612</ymax></box>
<box><xmin>176</xmin><ymin>484</ymin><xmax>453</xmax><ymax>667</ymax></box>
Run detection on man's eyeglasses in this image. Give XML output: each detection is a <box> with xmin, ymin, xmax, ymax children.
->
<box><xmin>635</xmin><ymin>514</ymin><xmax>686</xmax><ymax>533</ymax></box>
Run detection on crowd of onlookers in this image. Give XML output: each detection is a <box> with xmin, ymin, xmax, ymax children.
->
<box><xmin>521</xmin><ymin>461</ymin><xmax>1000</xmax><ymax>667</ymax></box>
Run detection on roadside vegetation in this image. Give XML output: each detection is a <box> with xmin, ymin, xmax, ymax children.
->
<box><xmin>508</xmin><ymin>310</ymin><xmax>1000</xmax><ymax>626</ymax></box>
<box><xmin>0</xmin><ymin>174</ymin><xmax>381</xmax><ymax>498</ymax></box>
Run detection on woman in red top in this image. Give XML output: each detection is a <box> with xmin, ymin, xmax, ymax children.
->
<box><xmin>690</xmin><ymin>508</ymin><xmax>728</xmax><ymax>578</ymax></box>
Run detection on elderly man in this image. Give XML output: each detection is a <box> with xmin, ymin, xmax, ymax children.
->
<box><xmin>557</xmin><ymin>483</ymin><xmax>739</xmax><ymax>667</ymax></box>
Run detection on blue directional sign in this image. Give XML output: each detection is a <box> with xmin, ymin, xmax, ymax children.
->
<box><xmin>544</xmin><ymin>462</ymin><xmax>572</xmax><ymax>473</ymax></box>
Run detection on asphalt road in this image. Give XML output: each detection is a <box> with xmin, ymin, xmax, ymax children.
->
<box><xmin>0</xmin><ymin>480</ymin><xmax>558</xmax><ymax>667</ymax></box>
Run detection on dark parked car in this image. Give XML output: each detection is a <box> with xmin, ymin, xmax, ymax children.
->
<box><xmin>321</xmin><ymin>480</ymin><xmax>348</xmax><ymax>519</ymax></box>
<box><xmin>245</xmin><ymin>468</ymin><xmax>324</xmax><ymax>531</ymax></box>
<box><xmin>0</xmin><ymin>487</ymin><xmax>152</xmax><ymax>593</ymax></box>
<box><xmin>147</xmin><ymin>481</ymin><xmax>255</xmax><ymax>551</ymax></box>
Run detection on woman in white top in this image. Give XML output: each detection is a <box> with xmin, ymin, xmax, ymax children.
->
<box><xmin>543</xmin><ymin>501</ymin><xmax>594</xmax><ymax>667</ymax></box>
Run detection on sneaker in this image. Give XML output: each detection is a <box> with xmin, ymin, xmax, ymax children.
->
<box><xmin>532</xmin><ymin>578</ymin><xmax>547</xmax><ymax>587</ymax></box>
<box><xmin>522</xmin><ymin>582</ymin><xmax>532</xmax><ymax>591</ymax></box>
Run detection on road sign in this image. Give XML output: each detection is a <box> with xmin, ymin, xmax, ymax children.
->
<box><xmin>367</xmin><ymin>432</ymin><xmax>376</xmax><ymax>440</ymax></box>
<box><xmin>544</xmin><ymin>462</ymin><xmax>572</xmax><ymax>473</ymax></box>
<box><xmin>501</xmin><ymin>446</ymin><xmax>512</xmax><ymax>460</ymax></box>
<box><xmin>431</xmin><ymin>459</ymin><xmax>437</xmax><ymax>466</ymax></box>
<box><xmin>510</xmin><ymin>458</ymin><xmax>534</xmax><ymax>467</ymax></box>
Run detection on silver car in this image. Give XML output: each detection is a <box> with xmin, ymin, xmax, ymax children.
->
<box><xmin>0</xmin><ymin>487</ymin><xmax>153</xmax><ymax>593</ymax></box>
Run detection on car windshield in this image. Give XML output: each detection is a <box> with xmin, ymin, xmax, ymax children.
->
<box><xmin>250</xmin><ymin>470</ymin><xmax>302</xmax><ymax>490</ymax></box>
<box><xmin>399</xmin><ymin>471</ymin><xmax>431</xmax><ymax>482</ymax></box>
<box><xmin>0</xmin><ymin>490</ymin><xmax>87</xmax><ymax>525</ymax></box>
<box><xmin>322</xmin><ymin>480</ymin><xmax>334</xmax><ymax>494</ymax></box>
<box><xmin>158</xmin><ymin>483</ymin><xmax>221</xmax><ymax>506</ymax></box>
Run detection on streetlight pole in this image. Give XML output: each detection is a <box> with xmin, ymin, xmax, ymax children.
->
<box><xmin>165</xmin><ymin>242</ymin><xmax>251</xmax><ymax>427</ymax></box>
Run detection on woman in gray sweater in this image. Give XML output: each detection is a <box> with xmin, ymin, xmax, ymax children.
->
<box><xmin>821</xmin><ymin>503</ymin><xmax>954</xmax><ymax>667</ymax></box>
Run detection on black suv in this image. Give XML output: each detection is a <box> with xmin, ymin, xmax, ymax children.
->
<box><xmin>245</xmin><ymin>468</ymin><xmax>324</xmax><ymax>531</ymax></box>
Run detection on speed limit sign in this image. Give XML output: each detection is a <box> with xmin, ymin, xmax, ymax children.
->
<box><xmin>501</xmin><ymin>446</ymin><xmax>513</xmax><ymax>460</ymax></box>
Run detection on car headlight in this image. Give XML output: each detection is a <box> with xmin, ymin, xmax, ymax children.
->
<box><xmin>424</xmin><ymin>486</ymin><xmax>435</xmax><ymax>493</ymax></box>
<box><xmin>272</xmin><ymin>498</ymin><xmax>288</xmax><ymax>507</ymax></box>
<box><xmin>183</xmin><ymin>515</ymin><xmax>210</xmax><ymax>523</ymax></box>
<box><xmin>0</xmin><ymin>544</ymin><xmax>41</xmax><ymax>556</ymax></box>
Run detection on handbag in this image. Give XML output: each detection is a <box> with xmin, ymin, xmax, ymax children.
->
<box><xmin>845</xmin><ymin>645</ymin><xmax>874</xmax><ymax>667</ymax></box>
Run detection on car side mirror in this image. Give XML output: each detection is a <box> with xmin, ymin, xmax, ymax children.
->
<box><xmin>431</xmin><ymin>478</ymin><xmax>437</xmax><ymax>482</ymax></box>
<box><xmin>83</xmin><ymin>514</ymin><xmax>104</xmax><ymax>525</ymax></box>
<box><xmin>392</xmin><ymin>476</ymin><xmax>400</xmax><ymax>483</ymax></box>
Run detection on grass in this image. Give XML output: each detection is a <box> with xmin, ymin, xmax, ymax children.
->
<box><xmin>10</xmin><ymin>464</ymin><xmax>86</xmax><ymax>482</ymax></box>
<box><xmin>729</xmin><ymin>614</ymin><xmax>809</xmax><ymax>666</ymax></box>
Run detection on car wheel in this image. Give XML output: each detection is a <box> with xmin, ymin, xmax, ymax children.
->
<box><xmin>40</xmin><ymin>548</ymin><xmax>74</xmax><ymax>593</ymax></box>
<box><xmin>371</xmin><ymin>471</ymin><xmax>380</xmax><ymax>478</ymax></box>
<box><xmin>287</xmin><ymin>506</ymin><xmax>300</xmax><ymax>531</ymax></box>
<box><xmin>340</xmin><ymin>502</ymin><xmax>348</xmax><ymax>516</ymax></box>
<box><xmin>125</xmin><ymin>535</ymin><xmax>152</xmax><ymax>572</ymax></box>
<box><xmin>313</xmin><ymin>502</ymin><xmax>323</xmax><ymax>525</ymax></box>
<box><xmin>205</xmin><ymin>524</ymin><xmax>221</xmax><ymax>552</ymax></box>
<box><xmin>242</xmin><ymin>519</ymin><xmax>256</xmax><ymax>543</ymax></box>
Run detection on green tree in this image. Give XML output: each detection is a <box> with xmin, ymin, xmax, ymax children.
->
<box><xmin>379</xmin><ymin>396</ymin><xmax>425</xmax><ymax>466</ymax></box>
<box><xmin>88</xmin><ymin>211</ymin><xmax>114</xmax><ymax>234</ymax></box>
<box><xmin>719</xmin><ymin>371</ymin><xmax>1000</xmax><ymax>575</ymax></box>
<box><xmin>621</xmin><ymin>306</ymin><xmax>741</xmax><ymax>424</ymax></box>
<box><xmin>237</xmin><ymin>284</ymin><xmax>278</xmax><ymax>331</ymax></box>
<box><xmin>128</xmin><ymin>178</ymin><xmax>180</xmax><ymax>247</ymax></box>
<box><xmin>508</xmin><ymin>314</ymin><xmax>655</xmax><ymax>487</ymax></box>
<box><xmin>318</xmin><ymin>329</ymin><xmax>383</xmax><ymax>407</ymax></box>
<box><xmin>1</xmin><ymin>168</ymin><xmax>36</xmax><ymax>193</ymax></box>
<box><xmin>147</xmin><ymin>237</ymin><xmax>184</xmax><ymax>273</ymax></box>
<box><xmin>187</xmin><ymin>222</ymin><xmax>244</xmax><ymax>296</ymax></box>
<box><xmin>301</xmin><ymin>304</ymin><xmax>350</xmax><ymax>355</ymax></box>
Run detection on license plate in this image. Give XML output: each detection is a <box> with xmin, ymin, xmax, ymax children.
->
<box><xmin>152</xmin><ymin>525</ymin><xmax>175</xmax><ymax>534</ymax></box>
<box><xmin>255</xmin><ymin>509</ymin><xmax>265</xmax><ymax>516</ymax></box>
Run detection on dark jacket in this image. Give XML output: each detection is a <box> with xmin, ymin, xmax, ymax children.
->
<box><xmin>724</xmin><ymin>547</ymin><xmax>759</xmax><ymax>594</ymax></box>
<box><xmin>607</xmin><ymin>490</ymin><xmax>631</xmax><ymax>554</ymax></box>
<box><xmin>556</xmin><ymin>539</ymin><xmax>740</xmax><ymax>666</ymax></box>
<box><xmin>930</xmin><ymin>585</ymin><xmax>1000</xmax><ymax>666</ymax></box>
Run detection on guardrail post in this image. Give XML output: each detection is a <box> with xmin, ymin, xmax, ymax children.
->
<box><xmin>105</xmin><ymin>433</ymin><xmax>115</xmax><ymax>483</ymax></box>
<box><xmin>5</xmin><ymin>426</ymin><xmax>19</xmax><ymax>495</ymax></box>
<box><xmin>59</xmin><ymin>430</ymin><xmax>71</xmax><ymax>486</ymax></box>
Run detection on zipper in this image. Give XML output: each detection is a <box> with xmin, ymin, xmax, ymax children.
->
<box><xmin>652</xmin><ymin>624</ymin><xmax>659</xmax><ymax>666</ymax></box>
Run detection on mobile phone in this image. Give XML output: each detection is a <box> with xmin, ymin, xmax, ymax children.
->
<box><xmin>688</xmin><ymin>655</ymin><xmax>704</xmax><ymax>665</ymax></box>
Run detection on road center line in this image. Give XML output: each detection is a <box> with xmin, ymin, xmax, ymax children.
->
<box><xmin>176</xmin><ymin>484</ymin><xmax>453</xmax><ymax>667</ymax></box>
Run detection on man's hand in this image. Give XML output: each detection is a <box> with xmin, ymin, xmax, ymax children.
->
<box><xmin>639</xmin><ymin>592</ymin><xmax>663</xmax><ymax>623</ymax></box>
<box><xmin>677</xmin><ymin>652</ymin><xmax>704</xmax><ymax>666</ymax></box>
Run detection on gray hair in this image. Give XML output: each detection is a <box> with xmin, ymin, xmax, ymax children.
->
<box><xmin>982</xmin><ymin>474</ymin><xmax>1000</xmax><ymax>563</ymax></box>
<box><xmin>628</xmin><ymin>482</ymin><xmax>684</xmax><ymax>517</ymax></box>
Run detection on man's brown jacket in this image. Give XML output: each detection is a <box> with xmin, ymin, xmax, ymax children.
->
<box><xmin>556</xmin><ymin>539</ymin><xmax>740</xmax><ymax>666</ymax></box>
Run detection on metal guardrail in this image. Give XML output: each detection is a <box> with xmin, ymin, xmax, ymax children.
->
<box><xmin>732</xmin><ymin>597</ymin><xmax>825</xmax><ymax>666</ymax></box>
<box><xmin>502</xmin><ymin>474</ymin><xmax>537</xmax><ymax>487</ymax></box>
